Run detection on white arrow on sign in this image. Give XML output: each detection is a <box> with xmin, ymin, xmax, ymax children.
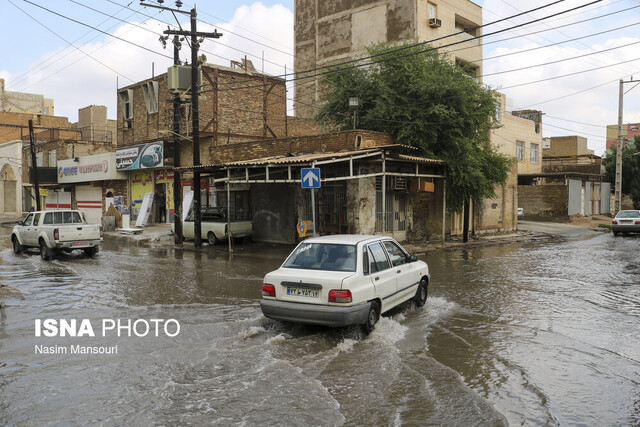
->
<box><xmin>303</xmin><ymin>170</ymin><xmax>319</xmax><ymax>186</ymax></box>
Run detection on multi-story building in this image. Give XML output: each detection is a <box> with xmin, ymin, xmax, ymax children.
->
<box><xmin>606</xmin><ymin>123</ymin><xmax>639</xmax><ymax>151</ymax></box>
<box><xmin>116</xmin><ymin>61</ymin><xmax>288</xmax><ymax>222</ymax></box>
<box><xmin>294</xmin><ymin>0</ymin><xmax>483</xmax><ymax>118</ymax></box>
<box><xmin>0</xmin><ymin>78</ymin><xmax>54</xmax><ymax>116</ymax></box>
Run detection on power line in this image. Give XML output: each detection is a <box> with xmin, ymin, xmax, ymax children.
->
<box><xmin>8</xmin><ymin>0</ymin><xmax>138</xmax><ymax>84</ymax></box>
<box><xmin>21</xmin><ymin>0</ymin><xmax>173</xmax><ymax>61</ymax></box>
<box><xmin>207</xmin><ymin>0</ymin><xmax>605</xmax><ymax>93</ymax></box>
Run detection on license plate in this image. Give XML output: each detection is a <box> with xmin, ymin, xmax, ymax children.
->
<box><xmin>73</xmin><ymin>241</ymin><xmax>89</xmax><ymax>246</ymax></box>
<box><xmin>287</xmin><ymin>287</ymin><xmax>319</xmax><ymax>298</ymax></box>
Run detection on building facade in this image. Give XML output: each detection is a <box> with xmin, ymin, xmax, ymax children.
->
<box><xmin>294</xmin><ymin>0</ymin><xmax>483</xmax><ymax>118</ymax></box>
<box><xmin>606</xmin><ymin>123</ymin><xmax>639</xmax><ymax>151</ymax></box>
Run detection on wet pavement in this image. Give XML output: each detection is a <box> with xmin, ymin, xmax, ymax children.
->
<box><xmin>0</xmin><ymin>223</ymin><xmax>639</xmax><ymax>425</ymax></box>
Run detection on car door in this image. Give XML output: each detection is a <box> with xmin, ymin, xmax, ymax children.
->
<box><xmin>19</xmin><ymin>213</ymin><xmax>35</xmax><ymax>246</ymax></box>
<box><xmin>383</xmin><ymin>240</ymin><xmax>418</xmax><ymax>303</ymax></box>
<box><xmin>366</xmin><ymin>242</ymin><xmax>398</xmax><ymax>311</ymax></box>
<box><xmin>26</xmin><ymin>212</ymin><xmax>43</xmax><ymax>246</ymax></box>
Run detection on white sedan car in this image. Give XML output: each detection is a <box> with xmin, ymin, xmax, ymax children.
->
<box><xmin>260</xmin><ymin>235</ymin><xmax>430</xmax><ymax>333</ymax></box>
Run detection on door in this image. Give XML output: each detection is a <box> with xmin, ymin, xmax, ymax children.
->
<box><xmin>382</xmin><ymin>240</ymin><xmax>416</xmax><ymax>300</ymax></box>
<box><xmin>366</xmin><ymin>242</ymin><xmax>398</xmax><ymax>310</ymax></box>
<box><xmin>76</xmin><ymin>185</ymin><xmax>102</xmax><ymax>224</ymax></box>
<box><xmin>45</xmin><ymin>191</ymin><xmax>71</xmax><ymax>210</ymax></box>
<box><xmin>19</xmin><ymin>213</ymin><xmax>35</xmax><ymax>246</ymax></box>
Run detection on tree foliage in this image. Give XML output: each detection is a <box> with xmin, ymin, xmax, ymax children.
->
<box><xmin>315</xmin><ymin>42</ymin><xmax>512</xmax><ymax>211</ymax></box>
<box><xmin>603</xmin><ymin>136</ymin><xmax>640</xmax><ymax>208</ymax></box>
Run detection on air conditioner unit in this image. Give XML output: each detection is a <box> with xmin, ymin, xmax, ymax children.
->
<box><xmin>428</xmin><ymin>18</ymin><xmax>441</xmax><ymax>28</ymax></box>
<box><xmin>167</xmin><ymin>65</ymin><xmax>202</xmax><ymax>95</ymax></box>
<box><xmin>390</xmin><ymin>177</ymin><xmax>408</xmax><ymax>190</ymax></box>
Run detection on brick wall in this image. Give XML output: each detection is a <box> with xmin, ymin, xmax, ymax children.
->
<box><xmin>0</xmin><ymin>111</ymin><xmax>71</xmax><ymax>143</ymax></box>
<box><xmin>209</xmin><ymin>130</ymin><xmax>394</xmax><ymax>164</ymax></box>
<box><xmin>518</xmin><ymin>185</ymin><xmax>568</xmax><ymax>219</ymax></box>
<box><xmin>117</xmin><ymin>64</ymin><xmax>287</xmax><ymax>151</ymax></box>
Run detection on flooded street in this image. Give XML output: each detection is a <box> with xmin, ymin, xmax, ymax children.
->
<box><xmin>1</xmin><ymin>227</ymin><xmax>639</xmax><ymax>425</ymax></box>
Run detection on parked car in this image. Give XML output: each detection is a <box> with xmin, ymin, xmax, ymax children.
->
<box><xmin>172</xmin><ymin>207</ymin><xmax>253</xmax><ymax>245</ymax></box>
<box><xmin>260</xmin><ymin>235</ymin><xmax>430</xmax><ymax>333</ymax></box>
<box><xmin>11</xmin><ymin>210</ymin><xmax>103</xmax><ymax>260</ymax></box>
<box><xmin>517</xmin><ymin>208</ymin><xmax>524</xmax><ymax>220</ymax></box>
<box><xmin>611</xmin><ymin>210</ymin><xmax>640</xmax><ymax>236</ymax></box>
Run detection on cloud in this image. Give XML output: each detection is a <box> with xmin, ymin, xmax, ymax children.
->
<box><xmin>481</xmin><ymin>0</ymin><xmax>640</xmax><ymax>155</ymax></box>
<box><xmin>3</xmin><ymin>2</ymin><xmax>293</xmax><ymax>122</ymax></box>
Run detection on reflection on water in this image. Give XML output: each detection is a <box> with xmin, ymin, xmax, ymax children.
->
<box><xmin>0</xmin><ymin>228</ymin><xmax>638</xmax><ymax>425</ymax></box>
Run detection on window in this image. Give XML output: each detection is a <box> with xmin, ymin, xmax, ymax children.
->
<box><xmin>530</xmin><ymin>143</ymin><xmax>539</xmax><ymax>163</ymax></box>
<box><xmin>34</xmin><ymin>213</ymin><xmax>41</xmax><ymax>225</ymax></box>
<box><xmin>282</xmin><ymin>243</ymin><xmax>356</xmax><ymax>272</ymax></box>
<box><xmin>23</xmin><ymin>213</ymin><xmax>33</xmax><ymax>226</ymax></box>
<box><xmin>53</xmin><ymin>212</ymin><xmax>62</xmax><ymax>224</ymax></box>
<box><xmin>383</xmin><ymin>241</ymin><xmax>408</xmax><ymax>267</ymax></box>
<box><xmin>142</xmin><ymin>81</ymin><xmax>159</xmax><ymax>114</ymax></box>
<box><xmin>118</xmin><ymin>89</ymin><xmax>134</xmax><ymax>120</ymax></box>
<box><xmin>516</xmin><ymin>141</ymin><xmax>525</xmax><ymax>162</ymax></box>
<box><xmin>36</xmin><ymin>152</ymin><xmax>43</xmax><ymax>167</ymax></box>
<box><xmin>43</xmin><ymin>213</ymin><xmax>53</xmax><ymax>224</ymax></box>
<box><xmin>428</xmin><ymin>2</ymin><xmax>437</xmax><ymax>19</ymax></box>
<box><xmin>48</xmin><ymin>150</ymin><xmax>56</xmax><ymax>167</ymax></box>
<box><xmin>368</xmin><ymin>242</ymin><xmax>391</xmax><ymax>273</ymax></box>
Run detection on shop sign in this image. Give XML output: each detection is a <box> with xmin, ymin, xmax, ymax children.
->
<box><xmin>116</xmin><ymin>141</ymin><xmax>164</xmax><ymax>171</ymax></box>
<box><xmin>58</xmin><ymin>153</ymin><xmax>123</xmax><ymax>183</ymax></box>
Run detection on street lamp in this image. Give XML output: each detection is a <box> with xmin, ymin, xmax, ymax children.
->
<box><xmin>349</xmin><ymin>97</ymin><xmax>360</xmax><ymax>130</ymax></box>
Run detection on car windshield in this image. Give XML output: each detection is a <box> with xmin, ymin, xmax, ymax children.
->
<box><xmin>616</xmin><ymin>211</ymin><xmax>640</xmax><ymax>218</ymax></box>
<box><xmin>283</xmin><ymin>243</ymin><xmax>357</xmax><ymax>272</ymax></box>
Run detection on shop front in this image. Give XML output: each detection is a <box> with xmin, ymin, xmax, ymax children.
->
<box><xmin>57</xmin><ymin>153</ymin><xmax>127</xmax><ymax>224</ymax></box>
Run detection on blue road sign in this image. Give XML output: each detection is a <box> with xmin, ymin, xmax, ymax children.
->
<box><xmin>301</xmin><ymin>168</ymin><xmax>321</xmax><ymax>188</ymax></box>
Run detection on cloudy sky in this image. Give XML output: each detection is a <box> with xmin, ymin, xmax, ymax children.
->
<box><xmin>1</xmin><ymin>0</ymin><xmax>638</xmax><ymax>155</ymax></box>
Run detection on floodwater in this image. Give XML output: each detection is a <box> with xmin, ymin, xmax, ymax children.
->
<box><xmin>0</xmin><ymin>228</ymin><xmax>639</xmax><ymax>425</ymax></box>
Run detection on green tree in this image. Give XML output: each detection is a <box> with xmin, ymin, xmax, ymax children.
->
<box><xmin>603</xmin><ymin>135</ymin><xmax>640</xmax><ymax>209</ymax></box>
<box><xmin>315</xmin><ymin>42</ymin><xmax>512</xmax><ymax>211</ymax></box>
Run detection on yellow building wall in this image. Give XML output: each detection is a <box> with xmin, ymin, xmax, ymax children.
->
<box><xmin>490</xmin><ymin>93</ymin><xmax>543</xmax><ymax>175</ymax></box>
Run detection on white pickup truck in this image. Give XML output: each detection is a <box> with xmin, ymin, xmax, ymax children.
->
<box><xmin>11</xmin><ymin>210</ymin><xmax>103</xmax><ymax>260</ymax></box>
<box><xmin>172</xmin><ymin>207</ymin><xmax>253</xmax><ymax>245</ymax></box>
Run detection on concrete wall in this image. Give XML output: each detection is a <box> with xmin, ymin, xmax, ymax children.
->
<box><xmin>519</xmin><ymin>185</ymin><xmax>569</xmax><ymax>219</ymax></box>
<box><xmin>477</xmin><ymin>163</ymin><xmax>518</xmax><ymax>233</ymax></box>
<box><xmin>0</xmin><ymin>78</ymin><xmax>53</xmax><ymax>115</ymax></box>
<box><xmin>294</xmin><ymin>0</ymin><xmax>482</xmax><ymax>118</ymax></box>
<box><xmin>490</xmin><ymin>93</ymin><xmax>543</xmax><ymax>175</ymax></box>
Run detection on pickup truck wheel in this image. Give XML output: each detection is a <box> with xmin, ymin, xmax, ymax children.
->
<box><xmin>12</xmin><ymin>237</ymin><xmax>23</xmax><ymax>254</ymax></box>
<box><xmin>39</xmin><ymin>240</ymin><xmax>55</xmax><ymax>261</ymax></box>
<box><xmin>83</xmin><ymin>246</ymin><xmax>99</xmax><ymax>257</ymax></box>
<box><xmin>361</xmin><ymin>301</ymin><xmax>380</xmax><ymax>335</ymax></box>
<box><xmin>413</xmin><ymin>279</ymin><xmax>428</xmax><ymax>308</ymax></box>
<box><xmin>207</xmin><ymin>232</ymin><xmax>217</xmax><ymax>246</ymax></box>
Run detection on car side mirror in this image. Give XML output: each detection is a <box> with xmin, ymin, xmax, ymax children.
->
<box><xmin>17</xmin><ymin>221</ymin><xmax>23</xmax><ymax>226</ymax></box>
<box><xmin>409</xmin><ymin>255</ymin><xmax>418</xmax><ymax>262</ymax></box>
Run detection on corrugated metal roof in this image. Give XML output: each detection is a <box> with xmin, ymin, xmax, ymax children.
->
<box><xmin>186</xmin><ymin>147</ymin><xmax>443</xmax><ymax>170</ymax></box>
<box><xmin>396</xmin><ymin>154</ymin><xmax>445</xmax><ymax>165</ymax></box>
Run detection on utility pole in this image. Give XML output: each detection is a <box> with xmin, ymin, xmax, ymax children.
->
<box><xmin>28</xmin><ymin>119</ymin><xmax>41</xmax><ymax>211</ymax></box>
<box><xmin>615</xmin><ymin>77</ymin><xmax>640</xmax><ymax>213</ymax></box>
<box><xmin>141</xmin><ymin>1</ymin><xmax>222</xmax><ymax>247</ymax></box>
<box><xmin>172</xmin><ymin>35</ymin><xmax>183</xmax><ymax>245</ymax></box>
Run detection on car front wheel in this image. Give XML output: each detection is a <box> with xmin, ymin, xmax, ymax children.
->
<box><xmin>362</xmin><ymin>301</ymin><xmax>380</xmax><ymax>335</ymax></box>
<box><xmin>413</xmin><ymin>279</ymin><xmax>428</xmax><ymax>308</ymax></box>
